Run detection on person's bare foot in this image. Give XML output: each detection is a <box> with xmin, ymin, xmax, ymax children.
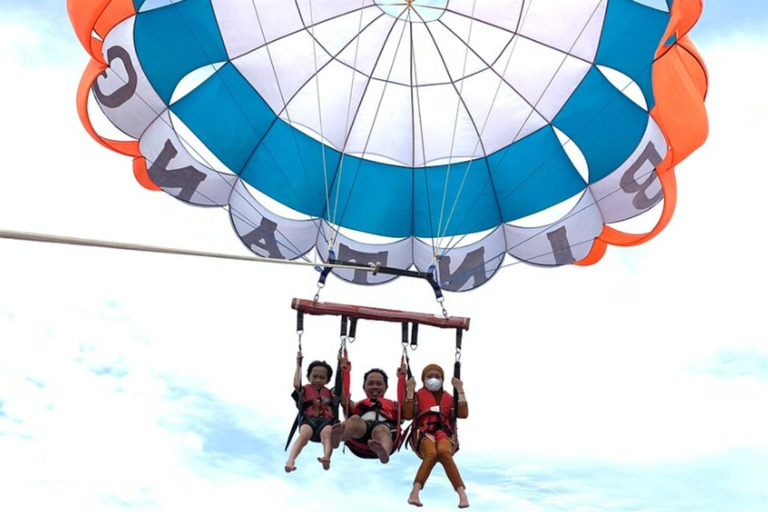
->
<box><xmin>457</xmin><ymin>487</ymin><xmax>469</xmax><ymax>508</ymax></box>
<box><xmin>317</xmin><ymin>457</ymin><xmax>331</xmax><ymax>470</ymax></box>
<box><xmin>330</xmin><ymin>423</ymin><xmax>345</xmax><ymax>449</ymax></box>
<box><xmin>407</xmin><ymin>495</ymin><xmax>423</xmax><ymax>507</ymax></box>
<box><xmin>284</xmin><ymin>462</ymin><xmax>296</xmax><ymax>473</ymax></box>
<box><xmin>368</xmin><ymin>439</ymin><xmax>390</xmax><ymax>464</ymax></box>
<box><xmin>408</xmin><ymin>484</ymin><xmax>423</xmax><ymax>507</ymax></box>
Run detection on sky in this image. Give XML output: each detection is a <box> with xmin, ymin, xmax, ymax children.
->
<box><xmin>1</xmin><ymin>1</ymin><xmax>768</xmax><ymax>511</ymax></box>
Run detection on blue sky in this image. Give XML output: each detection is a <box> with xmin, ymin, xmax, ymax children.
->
<box><xmin>1</xmin><ymin>1</ymin><xmax>768</xmax><ymax>511</ymax></box>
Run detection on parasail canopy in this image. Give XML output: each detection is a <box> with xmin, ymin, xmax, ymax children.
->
<box><xmin>68</xmin><ymin>0</ymin><xmax>708</xmax><ymax>292</ymax></box>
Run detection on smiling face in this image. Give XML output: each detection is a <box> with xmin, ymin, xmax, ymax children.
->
<box><xmin>308</xmin><ymin>366</ymin><xmax>330</xmax><ymax>390</ymax></box>
<box><xmin>363</xmin><ymin>371</ymin><xmax>388</xmax><ymax>399</ymax></box>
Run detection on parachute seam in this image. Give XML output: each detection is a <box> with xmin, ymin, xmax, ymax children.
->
<box><xmin>441</xmin><ymin>162</ymin><xmax>666</xmax><ymax>288</ymax></box>
<box><xmin>162</xmin><ymin>1</ymin><xmax>316</xmax><ymax>221</ymax></box>
<box><xmin>439</xmin><ymin>0</ymin><xmax>606</xmax><ymax>255</ymax></box>
<box><xmin>329</xmin><ymin>0</ymin><xmax>370</xmax><ymax>247</ymax></box>
<box><xmin>409</xmin><ymin>4</ymin><xmax>506</xmax><ymax>258</ymax></box>
<box><xmin>230</xmin><ymin>4</ymin><xmax>378</xmax><ymax>60</ymax></box>
<box><xmin>433</xmin><ymin>0</ymin><xmax>531</xmax><ymax>259</ymax></box>
<box><xmin>422</xmin><ymin>0</ymin><xmax>481</xmax><ymax>250</ymax></box>
<box><xmin>444</xmin><ymin>7</ymin><xmax>596</xmax><ymax>66</ymax></box>
<box><xmin>317</xmin><ymin>7</ymin><xmax>410</xmax><ymax>235</ymax></box>
<box><xmin>125</xmin><ymin>5</ymin><xmax>317</xmax><ymax>259</ymax></box>
<box><xmin>306</xmin><ymin>0</ymin><xmax>332</xmax><ymax>245</ymax></box>
<box><xmin>433</xmin><ymin>0</ymin><xmax>531</xmax><ymax>254</ymax></box>
<box><xmin>410</xmin><ymin>19</ymin><xmax>439</xmax><ymax>258</ymax></box>
<box><xmin>233</xmin><ymin>9</ymin><xmax>389</xmax><ymax>250</ymax></box>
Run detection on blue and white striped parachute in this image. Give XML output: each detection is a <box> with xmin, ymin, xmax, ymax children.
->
<box><xmin>70</xmin><ymin>0</ymin><xmax>708</xmax><ymax>292</ymax></box>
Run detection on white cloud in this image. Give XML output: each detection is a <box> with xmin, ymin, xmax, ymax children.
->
<box><xmin>2</xmin><ymin>7</ymin><xmax>768</xmax><ymax>512</ymax></box>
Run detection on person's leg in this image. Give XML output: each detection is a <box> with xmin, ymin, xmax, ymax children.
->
<box><xmin>409</xmin><ymin>438</ymin><xmax>438</xmax><ymax>507</ymax></box>
<box><xmin>436</xmin><ymin>439</ymin><xmax>468</xmax><ymax>508</ymax></box>
<box><xmin>342</xmin><ymin>416</ymin><xmax>367</xmax><ymax>441</ymax></box>
<box><xmin>368</xmin><ymin>424</ymin><xmax>393</xmax><ymax>464</ymax></box>
<box><xmin>285</xmin><ymin>424</ymin><xmax>313</xmax><ymax>472</ymax></box>
<box><xmin>317</xmin><ymin>424</ymin><xmax>333</xmax><ymax>470</ymax></box>
<box><xmin>330</xmin><ymin>416</ymin><xmax>367</xmax><ymax>448</ymax></box>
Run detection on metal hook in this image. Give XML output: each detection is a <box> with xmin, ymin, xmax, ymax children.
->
<box><xmin>313</xmin><ymin>282</ymin><xmax>324</xmax><ymax>302</ymax></box>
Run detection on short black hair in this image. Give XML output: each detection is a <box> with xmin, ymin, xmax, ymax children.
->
<box><xmin>307</xmin><ymin>360</ymin><xmax>333</xmax><ymax>381</ymax></box>
<box><xmin>363</xmin><ymin>368</ymin><xmax>388</xmax><ymax>387</ymax></box>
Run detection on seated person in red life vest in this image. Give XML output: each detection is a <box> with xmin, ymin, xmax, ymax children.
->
<box><xmin>285</xmin><ymin>352</ymin><xmax>336</xmax><ymax>472</ymax></box>
<box><xmin>404</xmin><ymin>364</ymin><xmax>469</xmax><ymax>508</ymax></box>
<box><xmin>329</xmin><ymin>359</ymin><xmax>407</xmax><ymax>464</ymax></box>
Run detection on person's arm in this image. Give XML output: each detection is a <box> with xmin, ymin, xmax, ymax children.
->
<box><xmin>452</xmin><ymin>377</ymin><xmax>468</xmax><ymax>419</ymax></box>
<box><xmin>293</xmin><ymin>351</ymin><xmax>303</xmax><ymax>391</ymax></box>
<box><xmin>403</xmin><ymin>377</ymin><xmax>416</xmax><ymax>419</ymax></box>
<box><xmin>339</xmin><ymin>355</ymin><xmax>354</xmax><ymax>411</ymax></box>
<box><xmin>395</xmin><ymin>362</ymin><xmax>407</xmax><ymax>413</ymax></box>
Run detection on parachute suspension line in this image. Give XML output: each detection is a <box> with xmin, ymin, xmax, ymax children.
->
<box><xmin>331</xmin><ymin>7</ymin><xmax>412</xmax><ymax>231</ymax></box>
<box><xmin>311</xmin><ymin>6</ymin><xmax>406</xmax><ymax>256</ymax></box>
<box><xmin>441</xmin><ymin>70</ymin><xmax>654</xmax><ymax>258</ymax></box>
<box><xmin>437</xmin><ymin>0</ymin><xmax>611</xmax><ymax>257</ymax></box>
<box><xmin>433</xmin><ymin>0</ymin><xmax>478</xmax><ymax>254</ymax></box>
<box><xmin>80</xmin><ymin>53</ymin><xmax>315</xmax><ymax>260</ymax></box>
<box><xmin>436</xmin><ymin>0</ymin><xmax>533</xmax><ymax>256</ymax></box>
<box><xmin>492</xmin><ymin>0</ymin><xmax>606</xmax><ymax>169</ymax></box>
<box><xmin>409</xmin><ymin>20</ymin><xmax>438</xmax><ymax>259</ymax></box>
<box><xmin>438</xmin><ymin>161</ymin><xmax>665</xmax><ymax>288</ymax></box>
<box><xmin>306</xmin><ymin>0</ymin><xmax>333</xmax><ymax>247</ymax></box>
<box><xmin>249</xmin><ymin>0</ymin><xmax>327</xmax><ymax>243</ymax></box>
<box><xmin>167</xmin><ymin>2</ymin><xmax>322</xmax><ymax>231</ymax></box>
<box><xmin>94</xmin><ymin>3</ymin><xmax>316</xmax><ymax>262</ymax></box>
<box><xmin>253</xmin><ymin>9</ymin><xmax>394</xmax><ymax>258</ymax></box>
<box><xmin>328</xmin><ymin>0</ymin><xmax>369</xmax><ymax>249</ymax></box>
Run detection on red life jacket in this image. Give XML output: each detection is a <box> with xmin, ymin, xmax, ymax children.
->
<box><xmin>301</xmin><ymin>384</ymin><xmax>334</xmax><ymax>419</ymax></box>
<box><xmin>414</xmin><ymin>387</ymin><xmax>454</xmax><ymax>437</ymax></box>
<box><xmin>346</xmin><ymin>397</ymin><xmax>401</xmax><ymax>459</ymax></box>
<box><xmin>353</xmin><ymin>397</ymin><xmax>398</xmax><ymax>422</ymax></box>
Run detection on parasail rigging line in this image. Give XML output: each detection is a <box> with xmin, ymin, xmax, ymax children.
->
<box><xmin>244</xmin><ymin>4</ymin><xmax>391</xmax><ymax>250</ymax></box>
<box><xmin>173</xmin><ymin>0</ymin><xmax>324</xmax><ymax>246</ymax></box>
<box><xmin>84</xmin><ymin>58</ymin><xmax>313</xmax><ymax>261</ymax></box>
<box><xmin>437</xmin><ymin>0</ymin><xmax>630</xmax><ymax>257</ymax></box>
<box><xmin>0</xmin><ymin>228</ymin><xmax>376</xmax><ymax>273</ymax></box>
<box><xmin>437</xmin><ymin>162</ymin><xmax>667</xmax><ymax>288</ymax></box>
<box><xmin>433</xmin><ymin>0</ymin><xmax>533</xmax><ymax>247</ymax></box>
<box><xmin>324</xmin><ymin>0</ymin><xmax>368</xmax><ymax>248</ymax></box>
<box><xmin>438</xmin><ymin>60</ymin><xmax>658</xmax><ymax>259</ymax></box>
<box><xmin>323</xmin><ymin>6</ymin><xmax>412</xmax><ymax>233</ymax></box>
<box><xmin>410</xmin><ymin>19</ymin><xmax>437</xmax><ymax>258</ymax></box>
<box><xmin>167</xmin><ymin>0</ymin><xmax>393</xmax><ymax>255</ymax></box>
<box><xmin>437</xmin><ymin>0</ymin><xmax>604</xmax><ymax>257</ymax></box>
<box><xmin>90</xmin><ymin>3</ymin><xmax>386</xmax><ymax>263</ymax></box>
<box><xmin>306</xmin><ymin>0</ymin><xmax>332</xmax><ymax>249</ymax></box>
<box><xmin>433</xmin><ymin>0</ymin><xmax>479</xmax><ymax>257</ymax></box>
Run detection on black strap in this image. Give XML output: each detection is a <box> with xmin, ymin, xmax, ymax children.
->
<box><xmin>452</xmin><ymin>328</ymin><xmax>463</xmax><ymax>428</ymax></box>
<box><xmin>285</xmin><ymin>386</ymin><xmax>304</xmax><ymax>451</ymax></box>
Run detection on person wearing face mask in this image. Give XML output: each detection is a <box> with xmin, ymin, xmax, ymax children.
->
<box><xmin>404</xmin><ymin>364</ymin><xmax>469</xmax><ymax>508</ymax></box>
<box><xmin>329</xmin><ymin>359</ymin><xmax>407</xmax><ymax>463</ymax></box>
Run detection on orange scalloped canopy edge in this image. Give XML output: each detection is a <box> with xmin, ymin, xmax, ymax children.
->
<box><xmin>577</xmin><ymin>0</ymin><xmax>708</xmax><ymax>264</ymax></box>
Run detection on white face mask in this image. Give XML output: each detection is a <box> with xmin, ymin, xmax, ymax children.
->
<box><xmin>425</xmin><ymin>377</ymin><xmax>442</xmax><ymax>391</ymax></box>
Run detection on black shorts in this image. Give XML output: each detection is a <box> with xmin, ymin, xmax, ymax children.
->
<box><xmin>301</xmin><ymin>416</ymin><xmax>334</xmax><ymax>443</ymax></box>
<box><xmin>359</xmin><ymin>419</ymin><xmax>397</xmax><ymax>444</ymax></box>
